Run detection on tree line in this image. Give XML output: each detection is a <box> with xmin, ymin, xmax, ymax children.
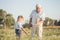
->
<box><xmin>0</xmin><ymin>9</ymin><xmax>60</xmax><ymax>28</ymax></box>
<box><xmin>0</xmin><ymin>9</ymin><xmax>15</xmax><ymax>28</ymax></box>
<box><xmin>44</xmin><ymin>17</ymin><xmax>60</xmax><ymax>26</ymax></box>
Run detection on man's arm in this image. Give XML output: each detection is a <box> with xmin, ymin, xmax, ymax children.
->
<box><xmin>36</xmin><ymin>13</ymin><xmax>45</xmax><ymax>25</ymax></box>
<box><xmin>29</xmin><ymin>18</ymin><xmax>32</xmax><ymax>24</ymax></box>
<box><xmin>28</xmin><ymin>18</ymin><xmax>32</xmax><ymax>29</ymax></box>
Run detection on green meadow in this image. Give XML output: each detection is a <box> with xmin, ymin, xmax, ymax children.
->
<box><xmin>0</xmin><ymin>26</ymin><xmax>60</xmax><ymax>40</ymax></box>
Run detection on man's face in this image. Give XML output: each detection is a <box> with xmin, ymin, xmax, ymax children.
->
<box><xmin>36</xmin><ymin>6</ymin><xmax>41</xmax><ymax>13</ymax></box>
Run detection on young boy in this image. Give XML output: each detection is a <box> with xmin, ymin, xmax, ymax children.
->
<box><xmin>14</xmin><ymin>15</ymin><xmax>28</xmax><ymax>40</ymax></box>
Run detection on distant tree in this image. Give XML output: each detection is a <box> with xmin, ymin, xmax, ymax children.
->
<box><xmin>0</xmin><ymin>9</ymin><xmax>15</xmax><ymax>40</ymax></box>
<box><xmin>6</xmin><ymin>14</ymin><xmax>15</xmax><ymax>28</ymax></box>
<box><xmin>0</xmin><ymin>9</ymin><xmax>7</xmax><ymax>28</ymax></box>
<box><xmin>54</xmin><ymin>20</ymin><xmax>57</xmax><ymax>26</ymax></box>
<box><xmin>43</xmin><ymin>17</ymin><xmax>55</xmax><ymax>26</ymax></box>
<box><xmin>0</xmin><ymin>16</ymin><xmax>4</xmax><ymax>24</ymax></box>
<box><xmin>23</xmin><ymin>23</ymin><xmax>29</xmax><ymax>28</ymax></box>
<box><xmin>57</xmin><ymin>20</ymin><xmax>60</xmax><ymax>26</ymax></box>
<box><xmin>0</xmin><ymin>9</ymin><xmax>7</xmax><ymax>17</ymax></box>
<box><xmin>0</xmin><ymin>9</ymin><xmax>15</xmax><ymax>28</ymax></box>
<box><xmin>0</xmin><ymin>9</ymin><xmax>7</xmax><ymax>40</ymax></box>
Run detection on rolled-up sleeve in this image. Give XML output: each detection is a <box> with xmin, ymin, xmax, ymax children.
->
<box><xmin>30</xmin><ymin>11</ymin><xmax>33</xmax><ymax>18</ymax></box>
<box><xmin>30</xmin><ymin>10</ymin><xmax>35</xmax><ymax>18</ymax></box>
<box><xmin>30</xmin><ymin>13</ymin><xmax>32</xmax><ymax>18</ymax></box>
<box><xmin>42</xmin><ymin>13</ymin><xmax>45</xmax><ymax>21</ymax></box>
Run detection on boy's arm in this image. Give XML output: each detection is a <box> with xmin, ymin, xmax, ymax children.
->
<box><xmin>21</xmin><ymin>27</ymin><xmax>29</xmax><ymax>36</ymax></box>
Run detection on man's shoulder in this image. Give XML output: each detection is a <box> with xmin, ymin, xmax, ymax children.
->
<box><xmin>32</xmin><ymin>10</ymin><xmax>36</xmax><ymax>13</ymax></box>
<box><xmin>31</xmin><ymin>10</ymin><xmax>36</xmax><ymax>15</ymax></box>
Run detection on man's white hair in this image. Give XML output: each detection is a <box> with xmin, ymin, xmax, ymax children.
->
<box><xmin>36</xmin><ymin>4</ymin><xmax>42</xmax><ymax>8</ymax></box>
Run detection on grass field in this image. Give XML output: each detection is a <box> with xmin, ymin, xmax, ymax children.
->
<box><xmin>0</xmin><ymin>26</ymin><xmax>60</xmax><ymax>40</ymax></box>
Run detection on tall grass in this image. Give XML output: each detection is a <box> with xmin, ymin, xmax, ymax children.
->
<box><xmin>0</xmin><ymin>26</ymin><xmax>60</xmax><ymax>40</ymax></box>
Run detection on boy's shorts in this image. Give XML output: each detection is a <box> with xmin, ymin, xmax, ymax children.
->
<box><xmin>15</xmin><ymin>29</ymin><xmax>21</xmax><ymax>36</ymax></box>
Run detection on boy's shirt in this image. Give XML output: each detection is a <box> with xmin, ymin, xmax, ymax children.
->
<box><xmin>14</xmin><ymin>22</ymin><xmax>22</xmax><ymax>30</ymax></box>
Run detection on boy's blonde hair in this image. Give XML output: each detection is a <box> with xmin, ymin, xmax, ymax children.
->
<box><xmin>17</xmin><ymin>15</ymin><xmax>23</xmax><ymax>21</ymax></box>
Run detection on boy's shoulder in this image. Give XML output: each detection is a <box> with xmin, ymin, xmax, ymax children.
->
<box><xmin>17</xmin><ymin>22</ymin><xmax>22</xmax><ymax>24</ymax></box>
<box><xmin>15</xmin><ymin>22</ymin><xmax>21</xmax><ymax>25</ymax></box>
<box><xmin>15</xmin><ymin>22</ymin><xmax>22</xmax><ymax>27</ymax></box>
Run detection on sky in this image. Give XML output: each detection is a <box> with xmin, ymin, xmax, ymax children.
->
<box><xmin>0</xmin><ymin>0</ymin><xmax>60</xmax><ymax>21</ymax></box>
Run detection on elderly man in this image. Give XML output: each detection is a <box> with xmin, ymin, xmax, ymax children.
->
<box><xmin>29</xmin><ymin>4</ymin><xmax>45</xmax><ymax>40</ymax></box>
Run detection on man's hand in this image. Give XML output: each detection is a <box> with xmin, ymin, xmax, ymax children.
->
<box><xmin>28</xmin><ymin>23</ymin><xmax>32</xmax><ymax>29</ymax></box>
<box><xmin>36</xmin><ymin>20</ymin><xmax>44</xmax><ymax>25</ymax></box>
<box><xmin>28</xmin><ymin>18</ymin><xmax>32</xmax><ymax>29</ymax></box>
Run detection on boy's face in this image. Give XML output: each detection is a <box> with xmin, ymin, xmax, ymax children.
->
<box><xmin>18</xmin><ymin>17</ymin><xmax>24</xmax><ymax>22</ymax></box>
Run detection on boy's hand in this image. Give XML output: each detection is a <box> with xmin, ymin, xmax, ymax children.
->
<box><xmin>21</xmin><ymin>27</ymin><xmax>29</xmax><ymax>36</ymax></box>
